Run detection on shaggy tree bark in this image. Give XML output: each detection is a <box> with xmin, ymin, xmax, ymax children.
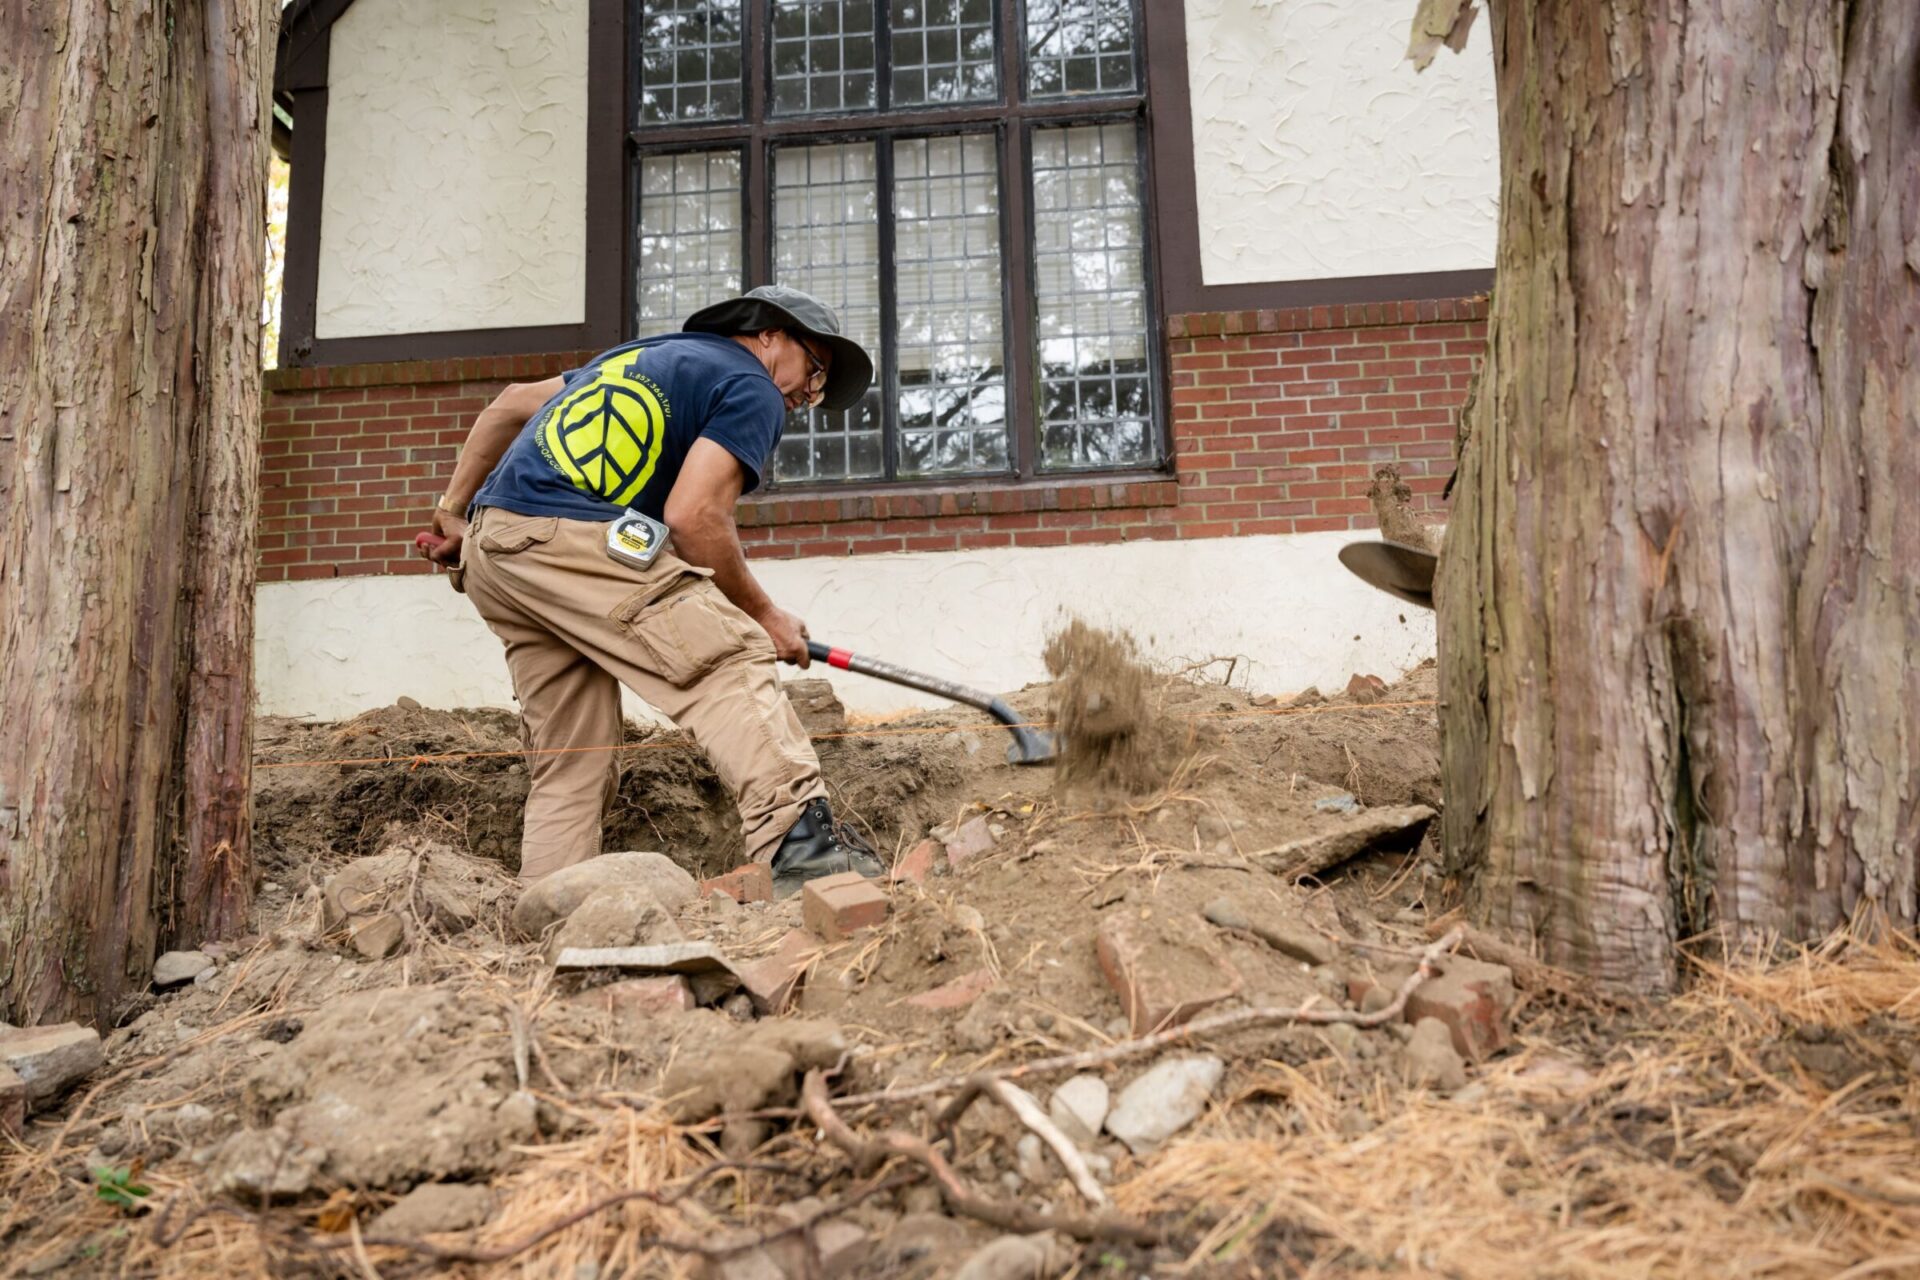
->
<box><xmin>1431</xmin><ymin>1</ymin><xmax>1919</xmax><ymax>990</ymax></box>
<box><xmin>0</xmin><ymin>0</ymin><xmax>274</xmax><ymax>1024</ymax></box>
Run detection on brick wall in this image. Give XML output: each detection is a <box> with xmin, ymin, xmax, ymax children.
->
<box><xmin>257</xmin><ymin>298</ymin><xmax>1485</xmax><ymax>583</ymax></box>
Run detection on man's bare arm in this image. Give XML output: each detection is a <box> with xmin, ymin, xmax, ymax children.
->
<box><xmin>423</xmin><ymin>376</ymin><xmax>564</xmax><ymax>563</ymax></box>
<box><xmin>663</xmin><ymin>438</ymin><xmax>810</xmax><ymax>667</ymax></box>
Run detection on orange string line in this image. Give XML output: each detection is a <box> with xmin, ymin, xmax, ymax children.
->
<box><xmin>253</xmin><ymin>699</ymin><xmax>1438</xmax><ymax>771</ymax></box>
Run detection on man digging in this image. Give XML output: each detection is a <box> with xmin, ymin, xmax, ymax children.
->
<box><xmin>420</xmin><ymin>286</ymin><xmax>883</xmax><ymax>897</ymax></box>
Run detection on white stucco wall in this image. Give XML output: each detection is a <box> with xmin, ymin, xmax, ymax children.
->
<box><xmin>1183</xmin><ymin>0</ymin><xmax>1499</xmax><ymax>285</ymax></box>
<box><xmin>315</xmin><ymin>0</ymin><xmax>588</xmax><ymax>339</ymax></box>
<box><xmin>255</xmin><ymin>533</ymin><xmax>1434</xmax><ymax>722</ymax></box>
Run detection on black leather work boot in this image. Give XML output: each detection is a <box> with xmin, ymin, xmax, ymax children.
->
<box><xmin>770</xmin><ymin>797</ymin><xmax>883</xmax><ymax>898</ymax></box>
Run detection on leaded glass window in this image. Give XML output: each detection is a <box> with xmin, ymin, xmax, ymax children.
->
<box><xmin>628</xmin><ymin>0</ymin><xmax>1160</xmax><ymax>487</ymax></box>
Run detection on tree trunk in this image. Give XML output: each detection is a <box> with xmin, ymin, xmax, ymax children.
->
<box><xmin>1438</xmin><ymin>0</ymin><xmax>1919</xmax><ymax>991</ymax></box>
<box><xmin>0</xmin><ymin>0</ymin><xmax>274</xmax><ymax>1025</ymax></box>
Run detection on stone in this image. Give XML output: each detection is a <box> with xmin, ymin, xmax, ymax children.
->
<box><xmin>1200</xmin><ymin>896</ymin><xmax>1339</xmax><ymax>966</ymax></box>
<box><xmin>572</xmin><ymin>976</ymin><xmax>696</xmax><ymax>1020</ymax></box>
<box><xmin>1258</xmin><ymin>805</ymin><xmax>1437</xmax><ymax>881</ymax></box>
<box><xmin>739</xmin><ymin>930</ymin><xmax>819</xmax><ymax>1015</ymax></box>
<box><xmin>953</xmin><ymin>989</ymin><xmax>1014</xmax><ymax>1053</ymax></box>
<box><xmin>321</xmin><ymin>845</ymin><xmax>502</xmax><ymax>937</ymax></box>
<box><xmin>906</xmin><ymin>968</ymin><xmax>996</xmax><ymax>1011</ymax></box>
<box><xmin>1346</xmin><ymin>673</ymin><xmax>1388</xmax><ymax>704</ymax></box>
<box><xmin>1287</xmin><ymin>686</ymin><xmax>1326</xmax><ymax>708</ymax></box>
<box><xmin>350</xmin><ymin>912</ymin><xmax>407</xmax><ymax>960</ymax></box>
<box><xmin>702</xmin><ymin>863</ymin><xmax>773</xmax><ymax>905</ymax></box>
<box><xmin>511</xmin><ymin>852</ymin><xmax>699</xmax><ymax>939</ymax></box>
<box><xmin>371</xmin><ymin>1182</ymin><xmax>494</xmax><ymax>1236</ymax></box>
<box><xmin>1104</xmin><ymin>1055</ymin><xmax>1224</xmax><ymax>1155</ymax></box>
<box><xmin>395</xmin><ymin>695</ymin><xmax>423</xmax><ymax>711</ymax></box>
<box><xmin>1404</xmin><ymin>956</ymin><xmax>1516</xmax><ymax>1062</ymax></box>
<box><xmin>1095</xmin><ymin>915</ymin><xmax>1240</xmax><ymax>1036</ymax></box>
<box><xmin>154</xmin><ymin>950</ymin><xmax>215</xmax><ymax>987</ymax></box>
<box><xmin>942</xmin><ymin>816</ymin><xmax>997</xmax><ymax>870</ymax></box>
<box><xmin>890</xmin><ymin>839</ymin><xmax>939</xmax><ymax>886</ymax></box>
<box><xmin>546</xmin><ymin>884</ymin><xmax>684</xmax><ymax>958</ymax></box>
<box><xmin>662</xmin><ymin>1019</ymin><xmax>847</xmax><ymax>1123</ymax></box>
<box><xmin>1314</xmin><ymin>792</ymin><xmax>1360</xmax><ymax>815</ymax></box>
<box><xmin>782</xmin><ymin>678</ymin><xmax>847</xmax><ymax>737</ymax></box>
<box><xmin>0</xmin><ymin>1065</ymin><xmax>25</xmax><ymax>1139</ymax></box>
<box><xmin>801</xmin><ymin>872</ymin><xmax>889</xmax><ymax>942</ymax></box>
<box><xmin>1048</xmin><ymin>1075</ymin><xmax>1109</xmax><ymax>1148</ymax></box>
<box><xmin>550</xmin><ymin>942</ymin><xmax>741</xmax><ymax>998</ymax></box>
<box><xmin>951</xmin><ymin>1231</ymin><xmax>1072</xmax><ymax>1280</ymax></box>
<box><xmin>0</xmin><ymin>1023</ymin><xmax>103</xmax><ymax>1108</ymax></box>
<box><xmin>1402</xmin><ymin>1017</ymin><xmax>1467</xmax><ymax>1091</ymax></box>
<box><xmin>1014</xmin><ymin>1133</ymin><xmax>1048</xmax><ymax>1185</ymax></box>
<box><xmin>170</xmin><ymin>1103</ymin><xmax>216</xmax><ymax>1139</ymax></box>
<box><xmin>208</xmin><ymin>1127</ymin><xmax>328</xmax><ymax>1199</ymax></box>
<box><xmin>1249</xmin><ymin>692</ymin><xmax>1278</xmax><ymax>708</ymax></box>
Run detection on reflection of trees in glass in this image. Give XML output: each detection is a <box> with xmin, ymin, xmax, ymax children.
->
<box><xmin>772</xmin><ymin>0</ymin><xmax>876</xmax><ymax>115</ymax></box>
<box><xmin>890</xmin><ymin>0</ymin><xmax>997</xmax><ymax>105</ymax></box>
<box><xmin>634</xmin><ymin>151</ymin><xmax>742</xmax><ymax>326</ymax></box>
<box><xmin>637</xmin><ymin>0</ymin><xmax>743</xmax><ymax>123</ymax></box>
<box><xmin>1027</xmin><ymin>0</ymin><xmax>1135</xmax><ymax>97</ymax></box>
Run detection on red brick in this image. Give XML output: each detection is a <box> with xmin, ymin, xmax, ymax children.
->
<box><xmin>702</xmin><ymin>863</ymin><xmax>773</xmax><ymax>904</ymax></box>
<box><xmin>801</xmin><ymin>872</ymin><xmax>889</xmax><ymax>942</ymax></box>
<box><xmin>1404</xmin><ymin>956</ymin><xmax>1516</xmax><ymax>1061</ymax></box>
<box><xmin>576</xmin><ymin>976</ymin><xmax>695</xmax><ymax>1019</ymax></box>
<box><xmin>739</xmin><ymin>929</ymin><xmax>818</xmax><ymax>1015</ymax></box>
<box><xmin>891</xmin><ymin>839</ymin><xmax>939</xmax><ymax>886</ymax></box>
<box><xmin>1095</xmin><ymin>916</ymin><xmax>1241</xmax><ymax>1037</ymax></box>
<box><xmin>906</xmin><ymin>968</ymin><xmax>996</xmax><ymax>1011</ymax></box>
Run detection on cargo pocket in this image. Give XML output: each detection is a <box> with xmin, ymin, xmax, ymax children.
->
<box><xmin>611</xmin><ymin>572</ymin><xmax>748</xmax><ymax>688</ymax></box>
<box><xmin>476</xmin><ymin>513</ymin><xmax>559</xmax><ymax>555</ymax></box>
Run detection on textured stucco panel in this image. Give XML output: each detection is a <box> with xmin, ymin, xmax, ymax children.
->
<box><xmin>316</xmin><ymin>0</ymin><xmax>588</xmax><ymax>338</ymax></box>
<box><xmin>255</xmin><ymin>533</ymin><xmax>1436</xmax><ymax>719</ymax></box>
<box><xmin>1184</xmin><ymin>0</ymin><xmax>1498</xmax><ymax>284</ymax></box>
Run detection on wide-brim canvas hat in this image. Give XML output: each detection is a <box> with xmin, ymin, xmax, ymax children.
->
<box><xmin>683</xmin><ymin>285</ymin><xmax>874</xmax><ymax>413</ymax></box>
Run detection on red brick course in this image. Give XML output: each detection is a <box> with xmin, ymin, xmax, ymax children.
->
<box><xmin>256</xmin><ymin>298</ymin><xmax>1483</xmax><ymax>582</ymax></box>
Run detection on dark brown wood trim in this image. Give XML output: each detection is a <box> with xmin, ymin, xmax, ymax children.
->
<box><xmin>584</xmin><ymin>0</ymin><xmax>627</xmax><ymax>349</ymax></box>
<box><xmin>274</xmin><ymin>0</ymin><xmax>344</xmax><ymax>94</ymax></box>
<box><xmin>296</xmin><ymin>324</ymin><xmax>597</xmax><ymax>369</ymax></box>
<box><xmin>1140</xmin><ymin>1</ymin><xmax>1495</xmax><ymax>316</ymax></box>
<box><xmin>278</xmin><ymin>86</ymin><xmax>327</xmax><ymax>366</ymax></box>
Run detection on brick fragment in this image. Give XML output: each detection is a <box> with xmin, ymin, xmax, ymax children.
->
<box><xmin>577</xmin><ymin>976</ymin><xmax>695</xmax><ymax>1020</ymax></box>
<box><xmin>1095</xmin><ymin>916</ymin><xmax>1241</xmax><ymax>1036</ymax></box>
<box><xmin>942</xmin><ymin>816</ymin><xmax>996</xmax><ymax>870</ymax></box>
<box><xmin>1405</xmin><ymin>956</ymin><xmax>1515</xmax><ymax>1061</ymax></box>
<box><xmin>0</xmin><ymin>1065</ymin><xmax>24</xmax><ymax>1140</ymax></box>
<box><xmin>906</xmin><ymin>969</ymin><xmax>996</xmax><ymax>1011</ymax></box>
<box><xmin>802</xmin><ymin>872</ymin><xmax>890</xmax><ymax>942</ymax></box>
<box><xmin>702</xmin><ymin>863</ymin><xmax>773</xmax><ymax>904</ymax></box>
<box><xmin>1346</xmin><ymin>673</ymin><xmax>1388</xmax><ymax>703</ymax></box>
<box><xmin>0</xmin><ymin>1023</ymin><xmax>103</xmax><ymax>1109</ymax></box>
<box><xmin>891</xmin><ymin>839</ymin><xmax>939</xmax><ymax>886</ymax></box>
<box><xmin>739</xmin><ymin>930</ymin><xmax>818</xmax><ymax>1015</ymax></box>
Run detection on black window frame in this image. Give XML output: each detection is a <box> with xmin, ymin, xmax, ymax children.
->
<box><xmin>624</xmin><ymin>0</ymin><xmax>1168</xmax><ymax>491</ymax></box>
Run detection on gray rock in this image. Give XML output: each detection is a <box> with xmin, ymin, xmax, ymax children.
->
<box><xmin>371</xmin><ymin>1182</ymin><xmax>494</xmax><ymax>1236</ymax></box>
<box><xmin>1104</xmin><ymin>1055</ymin><xmax>1223</xmax><ymax>1154</ymax></box>
<box><xmin>1258</xmin><ymin>805</ymin><xmax>1437</xmax><ymax>881</ymax></box>
<box><xmin>1014</xmin><ymin>1133</ymin><xmax>1048</xmax><ymax>1186</ymax></box>
<box><xmin>545</xmin><ymin>884</ymin><xmax>683</xmax><ymax>959</ymax></box>
<box><xmin>209</xmin><ymin>1127</ymin><xmax>327</xmax><ymax>1198</ymax></box>
<box><xmin>512</xmin><ymin>852</ymin><xmax>698</xmax><ymax>938</ymax></box>
<box><xmin>1201</xmin><ymin>896</ymin><xmax>1339</xmax><ymax>965</ymax></box>
<box><xmin>1403</xmin><ymin>1017</ymin><xmax>1467</xmax><ymax>1091</ymax></box>
<box><xmin>951</xmin><ymin>1232</ymin><xmax>1072</xmax><ymax>1280</ymax></box>
<box><xmin>171</xmin><ymin>1103</ymin><xmax>217</xmax><ymax>1138</ymax></box>
<box><xmin>0</xmin><ymin>1023</ymin><xmax>104</xmax><ymax>1108</ymax></box>
<box><xmin>1314</xmin><ymin>792</ymin><xmax>1359</xmax><ymax>814</ymax></box>
<box><xmin>1048</xmin><ymin>1074</ymin><xmax>1110</xmax><ymax>1148</ymax></box>
<box><xmin>154</xmin><ymin>950</ymin><xmax>215</xmax><ymax>987</ymax></box>
<box><xmin>350</xmin><ymin>912</ymin><xmax>407</xmax><ymax>960</ymax></box>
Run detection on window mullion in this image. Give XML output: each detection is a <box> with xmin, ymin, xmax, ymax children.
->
<box><xmin>997</xmin><ymin>0</ymin><xmax>1037</xmax><ymax>478</ymax></box>
<box><xmin>875</xmin><ymin>137</ymin><xmax>900</xmax><ymax>482</ymax></box>
<box><xmin>875</xmin><ymin>0</ymin><xmax>893</xmax><ymax>112</ymax></box>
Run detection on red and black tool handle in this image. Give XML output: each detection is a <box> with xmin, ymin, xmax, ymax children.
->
<box><xmin>805</xmin><ymin>640</ymin><xmax>1055</xmax><ymax>766</ymax></box>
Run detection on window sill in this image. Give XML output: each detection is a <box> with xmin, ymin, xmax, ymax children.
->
<box><xmin>738</xmin><ymin>472</ymin><xmax>1178</xmax><ymax>529</ymax></box>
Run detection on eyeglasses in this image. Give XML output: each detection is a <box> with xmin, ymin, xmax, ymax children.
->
<box><xmin>792</xmin><ymin>334</ymin><xmax>829</xmax><ymax>408</ymax></box>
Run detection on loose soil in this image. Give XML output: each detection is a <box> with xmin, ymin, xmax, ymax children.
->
<box><xmin>6</xmin><ymin>652</ymin><xmax>1919</xmax><ymax>1279</ymax></box>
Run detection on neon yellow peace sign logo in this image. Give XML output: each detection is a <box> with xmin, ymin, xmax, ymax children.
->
<box><xmin>542</xmin><ymin>362</ymin><xmax>668</xmax><ymax>506</ymax></box>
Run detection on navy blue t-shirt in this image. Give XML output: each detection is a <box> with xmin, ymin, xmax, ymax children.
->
<box><xmin>473</xmin><ymin>332</ymin><xmax>785</xmax><ymax>523</ymax></box>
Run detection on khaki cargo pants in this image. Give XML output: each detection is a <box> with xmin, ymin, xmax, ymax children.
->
<box><xmin>461</xmin><ymin>507</ymin><xmax>825</xmax><ymax>881</ymax></box>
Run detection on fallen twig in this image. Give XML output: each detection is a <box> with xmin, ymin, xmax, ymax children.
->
<box><xmin>986</xmin><ymin>1078</ymin><xmax>1108</xmax><ymax>1207</ymax></box>
<box><xmin>802</xmin><ymin>1070</ymin><xmax>1156</xmax><ymax>1244</ymax></box>
<box><xmin>840</xmin><ymin>927</ymin><xmax>1467</xmax><ymax>1109</ymax></box>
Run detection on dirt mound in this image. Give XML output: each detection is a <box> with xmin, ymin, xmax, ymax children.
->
<box><xmin>1043</xmin><ymin>620</ymin><xmax>1175</xmax><ymax>795</ymax></box>
<box><xmin>16</xmin><ymin>665</ymin><xmax>1916</xmax><ymax>1279</ymax></box>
